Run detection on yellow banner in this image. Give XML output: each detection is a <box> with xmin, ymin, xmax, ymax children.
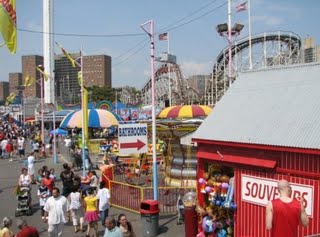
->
<box><xmin>0</xmin><ymin>0</ymin><xmax>17</xmax><ymax>54</ymax></box>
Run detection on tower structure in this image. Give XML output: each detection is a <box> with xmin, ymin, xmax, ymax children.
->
<box><xmin>43</xmin><ymin>0</ymin><xmax>55</xmax><ymax>103</ymax></box>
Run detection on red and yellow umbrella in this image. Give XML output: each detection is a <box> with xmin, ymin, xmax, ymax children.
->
<box><xmin>157</xmin><ymin>105</ymin><xmax>212</xmax><ymax>119</ymax></box>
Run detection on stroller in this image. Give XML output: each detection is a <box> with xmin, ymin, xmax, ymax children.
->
<box><xmin>15</xmin><ymin>185</ymin><xmax>32</xmax><ymax>217</ymax></box>
<box><xmin>176</xmin><ymin>193</ymin><xmax>185</xmax><ymax>225</ymax></box>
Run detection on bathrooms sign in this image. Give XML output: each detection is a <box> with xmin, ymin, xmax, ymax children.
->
<box><xmin>118</xmin><ymin>123</ymin><xmax>148</xmax><ymax>155</ymax></box>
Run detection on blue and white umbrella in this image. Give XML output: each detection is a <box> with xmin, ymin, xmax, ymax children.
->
<box><xmin>59</xmin><ymin>109</ymin><xmax>122</xmax><ymax>129</ymax></box>
<box><xmin>50</xmin><ymin>128</ymin><xmax>68</xmax><ymax>136</ymax></box>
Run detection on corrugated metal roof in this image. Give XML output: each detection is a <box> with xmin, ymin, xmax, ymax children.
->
<box><xmin>193</xmin><ymin>63</ymin><xmax>320</xmax><ymax>150</ymax></box>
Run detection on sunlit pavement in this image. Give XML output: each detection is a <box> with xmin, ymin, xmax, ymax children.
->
<box><xmin>0</xmin><ymin>153</ymin><xmax>185</xmax><ymax>236</ymax></box>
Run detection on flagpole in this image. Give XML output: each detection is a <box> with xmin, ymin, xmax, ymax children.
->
<box><xmin>168</xmin><ymin>33</ymin><xmax>171</xmax><ymax>106</ymax></box>
<box><xmin>248</xmin><ymin>0</ymin><xmax>253</xmax><ymax>69</ymax></box>
<box><xmin>140</xmin><ymin>20</ymin><xmax>158</xmax><ymax>201</ymax></box>
<box><xmin>228</xmin><ymin>0</ymin><xmax>232</xmax><ymax>87</ymax></box>
<box><xmin>80</xmin><ymin>48</ymin><xmax>86</xmax><ymax>177</ymax></box>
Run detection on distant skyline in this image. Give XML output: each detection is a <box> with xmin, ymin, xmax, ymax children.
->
<box><xmin>1</xmin><ymin>0</ymin><xmax>319</xmax><ymax>89</ymax></box>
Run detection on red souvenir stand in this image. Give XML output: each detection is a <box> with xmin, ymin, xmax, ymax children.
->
<box><xmin>194</xmin><ymin>142</ymin><xmax>320</xmax><ymax>237</ymax></box>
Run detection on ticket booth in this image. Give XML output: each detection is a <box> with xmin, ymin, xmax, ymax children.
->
<box><xmin>192</xmin><ymin>64</ymin><xmax>320</xmax><ymax>237</ymax></box>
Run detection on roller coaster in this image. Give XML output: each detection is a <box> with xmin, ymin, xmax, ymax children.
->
<box><xmin>141</xmin><ymin>31</ymin><xmax>302</xmax><ymax>106</ymax></box>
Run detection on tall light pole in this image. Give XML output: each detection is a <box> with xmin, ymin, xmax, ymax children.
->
<box><xmin>140</xmin><ymin>20</ymin><xmax>158</xmax><ymax>201</ymax></box>
<box><xmin>216</xmin><ymin>0</ymin><xmax>244</xmax><ymax>87</ymax></box>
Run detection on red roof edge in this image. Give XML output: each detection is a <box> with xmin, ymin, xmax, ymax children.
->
<box><xmin>193</xmin><ymin>138</ymin><xmax>320</xmax><ymax>155</ymax></box>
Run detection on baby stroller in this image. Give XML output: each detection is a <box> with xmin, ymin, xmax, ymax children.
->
<box><xmin>15</xmin><ymin>185</ymin><xmax>32</xmax><ymax>217</ymax></box>
<box><xmin>176</xmin><ymin>193</ymin><xmax>185</xmax><ymax>225</ymax></box>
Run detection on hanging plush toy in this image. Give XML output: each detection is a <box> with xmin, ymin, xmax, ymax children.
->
<box><xmin>198</xmin><ymin>178</ymin><xmax>207</xmax><ymax>194</ymax></box>
<box><xmin>221</xmin><ymin>182</ymin><xmax>229</xmax><ymax>201</ymax></box>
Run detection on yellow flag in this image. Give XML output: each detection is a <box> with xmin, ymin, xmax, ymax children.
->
<box><xmin>0</xmin><ymin>0</ymin><xmax>17</xmax><ymax>54</ymax></box>
<box><xmin>55</xmin><ymin>41</ymin><xmax>76</xmax><ymax>68</ymax></box>
<box><xmin>5</xmin><ymin>92</ymin><xmax>16</xmax><ymax>105</ymax></box>
<box><xmin>77</xmin><ymin>71</ymin><xmax>83</xmax><ymax>86</ymax></box>
<box><xmin>36</xmin><ymin>66</ymin><xmax>49</xmax><ymax>81</ymax></box>
<box><xmin>24</xmin><ymin>75</ymin><xmax>35</xmax><ymax>87</ymax></box>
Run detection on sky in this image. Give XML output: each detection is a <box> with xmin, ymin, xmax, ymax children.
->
<box><xmin>1</xmin><ymin>0</ymin><xmax>320</xmax><ymax>89</ymax></box>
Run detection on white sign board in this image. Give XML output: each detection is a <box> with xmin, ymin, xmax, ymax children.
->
<box><xmin>118</xmin><ymin>123</ymin><xmax>148</xmax><ymax>155</ymax></box>
<box><xmin>241</xmin><ymin>175</ymin><xmax>314</xmax><ymax>216</ymax></box>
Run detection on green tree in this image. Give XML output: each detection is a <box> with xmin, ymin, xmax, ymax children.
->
<box><xmin>86</xmin><ymin>86</ymin><xmax>114</xmax><ymax>102</ymax></box>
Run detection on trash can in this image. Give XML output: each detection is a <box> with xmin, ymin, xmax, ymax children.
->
<box><xmin>140</xmin><ymin>199</ymin><xmax>159</xmax><ymax>237</ymax></box>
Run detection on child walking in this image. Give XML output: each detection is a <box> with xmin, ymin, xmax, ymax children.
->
<box><xmin>68</xmin><ymin>186</ymin><xmax>85</xmax><ymax>233</ymax></box>
<box><xmin>37</xmin><ymin>180</ymin><xmax>50</xmax><ymax>219</ymax></box>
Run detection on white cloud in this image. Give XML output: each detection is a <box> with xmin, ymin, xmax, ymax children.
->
<box><xmin>179</xmin><ymin>61</ymin><xmax>212</xmax><ymax>78</ymax></box>
<box><xmin>24</xmin><ymin>21</ymin><xmax>42</xmax><ymax>32</ymax></box>
<box><xmin>252</xmin><ymin>15</ymin><xmax>284</xmax><ymax>26</ymax></box>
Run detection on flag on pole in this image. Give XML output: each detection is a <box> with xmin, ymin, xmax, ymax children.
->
<box><xmin>159</xmin><ymin>32</ymin><xmax>168</xmax><ymax>41</ymax></box>
<box><xmin>23</xmin><ymin>75</ymin><xmax>36</xmax><ymax>87</ymax></box>
<box><xmin>77</xmin><ymin>71</ymin><xmax>83</xmax><ymax>86</ymax></box>
<box><xmin>236</xmin><ymin>1</ymin><xmax>247</xmax><ymax>12</ymax></box>
<box><xmin>0</xmin><ymin>0</ymin><xmax>17</xmax><ymax>54</ymax></box>
<box><xmin>36</xmin><ymin>66</ymin><xmax>49</xmax><ymax>81</ymax></box>
<box><xmin>5</xmin><ymin>93</ymin><xmax>16</xmax><ymax>105</ymax></box>
<box><xmin>55</xmin><ymin>41</ymin><xmax>76</xmax><ymax>68</ymax></box>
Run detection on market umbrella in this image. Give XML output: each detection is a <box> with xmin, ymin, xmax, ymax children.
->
<box><xmin>157</xmin><ymin>105</ymin><xmax>212</xmax><ymax>119</ymax></box>
<box><xmin>59</xmin><ymin>109</ymin><xmax>122</xmax><ymax>129</ymax></box>
<box><xmin>49</xmin><ymin>128</ymin><xmax>68</xmax><ymax>136</ymax></box>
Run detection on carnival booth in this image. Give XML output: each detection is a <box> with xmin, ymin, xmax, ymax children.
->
<box><xmin>193</xmin><ymin>64</ymin><xmax>320</xmax><ymax>237</ymax></box>
<box><xmin>157</xmin><ymin>105</ymin><xmax>212</xmax><ymax>188</ymax></box>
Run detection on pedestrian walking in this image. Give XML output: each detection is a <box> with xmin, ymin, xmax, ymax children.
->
<box><xmin>37</xmin><ymin>180</ymin><xmax>50</xmax><ymax>220</ymax></box>
<box><xmin>68</xmin><ymin>186</ymin><xmax>85</xmax><ymax>233</ymax></box>
<box><xmin>84</xmin><ymin>188</ymin><xmax>99</xmax><ymax>237</ymax></box>
<box><xmin>266</xmin><ymin>179</ymin><xmax>309</xmax><ymax>237</ymax></box>
<box><xmin>42</xmin><ymin>171</ymin><xmax>55</xmax><ymax>194</ymax></box>
<box><xmin>96</xmin><ymin>181</ymin><xmax>111</xmax><ymax>226</ymax></box>
<box><xmin>103</xmin><ymin>216</ymin><xmax>123</xmax><ymax>237</ymax></box>
<box><xmin>43</xmin><ymin>187</ymin><xmax>69</xmax><ymax>237</ymax></box>
<box><xmin>17</xmin><ymin>136</ymin><xmax>25</xmax><ymax>160</ymax></box>
<box><xmin>60</xmin><ymin>163</ymin><xmax>74</xmax><ymax>197</ymax></box>
<box><xmin>27</xmin><ymin>152</ymin><xmax>35</xmax><ymax>183</ymax></box>
<box><xmin>0</xmin><ymin>217</ymin><xmax>14</xmax><ymax>237</ymax></box>
<box><xmin>15</xmin><ymin>218</ymin><xmax>39</xmax><ymax>237</ymax></box>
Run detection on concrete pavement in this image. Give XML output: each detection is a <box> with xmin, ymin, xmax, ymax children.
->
<box><xmin>0</xmin><ymin>153</ymin><xmax>186</xmax><ymax>236</ymax></box>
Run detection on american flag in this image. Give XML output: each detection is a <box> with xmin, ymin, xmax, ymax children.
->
<box><xmin>236</xmin><ymin>1</ymin><xmax>247</xmax><ymax>12</ymax></box>
<box><xmin>158</xmin><ymin>32</ymin><xmax>168</xmax><ymax>41</ymax></box>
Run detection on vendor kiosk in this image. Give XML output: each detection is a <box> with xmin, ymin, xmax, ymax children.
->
<box><xmin>192</xmin><ymin>64</ymin><xmax>320</xmax><ymax>237</ymax></box>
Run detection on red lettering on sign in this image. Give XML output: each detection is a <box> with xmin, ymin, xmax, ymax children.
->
<box><xmin>251</xmin><ymin>183</ymin><xmax>258</xmax><ymax>198</ymax></box>
<box><xmin>245</xmin><ymin>181</ymin><xmax>251</xmax><ymax>196</ymax></box>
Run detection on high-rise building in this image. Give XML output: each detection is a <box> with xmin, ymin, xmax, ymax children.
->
<box><xmin>0</xmin><ymin>81</ymin><xmax>9</xmax><ymax>101</ymax></box>
<box><xmin>83</xmin><ymin>55</ymin><xmax>112</xmax><ymax>87</ymax></box>
<box><xmin>9</xmin><ymin>72</ymin><xmax>22</xmax><ymax>95</ymax></box>
<box><xmin>55</xmin><ymin>54</ymin><xmax>112</xmax><ymax>104</ymax></box>
<box><xmin>303</xmin><ymin>37</ymin><xmax>320</xmax><ymax>63</ymax></box>
<box><xmin>22</xmin><ymin>55</ymin><xmax>44</xmax><ymax>98</ymax></box>
<box><xmin>20</xmin><ymin>54</ymin><xmax>112</xmax><ymax>103</ymax></box>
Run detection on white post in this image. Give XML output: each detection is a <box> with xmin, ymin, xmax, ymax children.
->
<box><xmin>40</xmin><ymin>73</ymin><xmax>44</xmax><ymax>143</ymax></box>
<box><xmin>167</xmin><ymin>33</ymin><xmax>171</xmax><ymax>106</ymax></box>
<box><xmin>228</xmin><ymin>0</ymin><xmax>232</xmax><ymax>87</ymax></box>
<box><xmin>248</xmin><ymin>0</ymin><xmax>253</xmax><ymax>69</ymax></box>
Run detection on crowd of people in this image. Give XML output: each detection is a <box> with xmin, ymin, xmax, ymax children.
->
<box><xmin>0</xmin><ymin>120</ymin><xmax>137</xmax><ymax>237</ymax></box>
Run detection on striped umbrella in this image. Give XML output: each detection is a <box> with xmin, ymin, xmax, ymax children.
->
<box><xmin>157</xmin><ymin>105</ymin><xmax>212</xmax><ymax>119</ymax></box>
<box><xmin>60</xmin><ymin>109</ymin><xmax>122</xmax><ymax>128</ymax></box>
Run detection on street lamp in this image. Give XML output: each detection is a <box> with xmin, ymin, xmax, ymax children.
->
<box><xmin>216</xmin><ymin>2</ymin><xmax>244</xmax><ymax>88</ymax></box>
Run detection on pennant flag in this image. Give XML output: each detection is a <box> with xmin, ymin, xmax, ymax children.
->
<box><xmin>36</xmin><ymin>66</ymin><xmax>50</xmax><ymax>81</ymax></box>
<box><xmin>0</xmin><ymin>0</ymin><xmax>17</xmax><ymax>54</ymax></box>
<box><xmin>236</xmin><ymin>1</ymin><xmax>247</xmax><ymax>12</ymax></box>
<box><xmin>55</xmin><ymin>41</ymin><xmax>76</xmax><ymax>68</ymax></box>
<box><xmin>78</xmin><ymin>71</ymin><xmax>83</xmax><ymax>86</ymax></box>
<box><xmin>5</xmin><ymin>93</ymin><xmax>16</xmax><ymax>105</ymax></box>
<box><xmin>23</xmin><ymin>75</ymin><xmax>36</xmax><ymax>87</ymax></box>
<box><xmin>159</xmin><ymin>32</ymin><xmax>168</xmax><ymax>41</ymax></box>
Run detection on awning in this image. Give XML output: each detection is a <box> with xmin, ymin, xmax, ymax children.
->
<box><xmin>197</xmin><ymin>150</ymin><xmax>277</xmax><ymax>169</ymax></box>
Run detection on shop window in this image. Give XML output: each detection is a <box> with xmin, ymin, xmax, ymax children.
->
<box><xmin>198</xmin><ymin>163</ymin><xmax>235</xmax><ymax>237</ymax></box>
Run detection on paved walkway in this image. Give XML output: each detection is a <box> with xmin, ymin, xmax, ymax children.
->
<box><xmin>0</xmin><ymin>150</ymin><xmax>186</xmax><ymax>236</ymax></box>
